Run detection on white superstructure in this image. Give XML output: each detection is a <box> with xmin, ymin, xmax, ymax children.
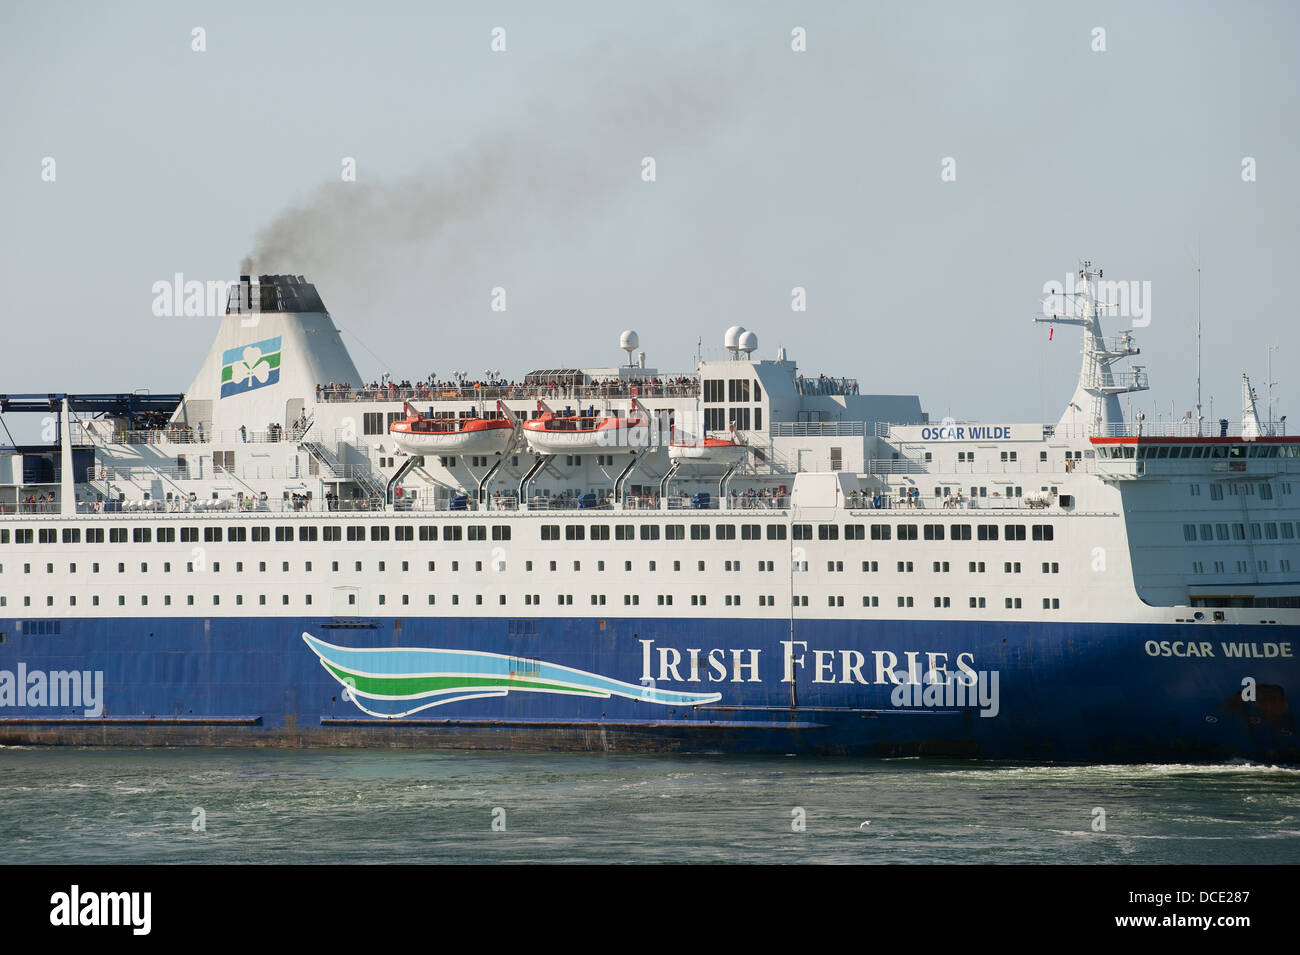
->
<box><xmin>0</xmin><ymin>268</ymin><xmax>1296</xmax><ymax>629</ymax></box>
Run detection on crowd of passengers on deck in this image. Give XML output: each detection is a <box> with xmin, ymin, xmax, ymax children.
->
<box><xmin>315</xmin><ymin>373</ymin><xmax>699</xmax><ymax>402</ymax></box>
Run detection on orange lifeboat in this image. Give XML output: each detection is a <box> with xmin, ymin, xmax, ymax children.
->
<box><xmin>668</xmin><ymin>435</ymin><xmax>748</xmax><ymax>464</ymax></box>
<box><xmin>389</xmin><ymin>412</ymin><xmax>513</xmax><ymax>455</ymax></box>
<box><xmin>522</xmin><ymin>408</ymin><xmax>647</xmax><ymax>454</ymax></box>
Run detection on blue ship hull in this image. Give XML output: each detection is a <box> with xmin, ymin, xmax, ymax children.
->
<box><xmin>0</xmin><ymin>614</ymin><xmax>1295</xmax><ymax>762</ymax></box>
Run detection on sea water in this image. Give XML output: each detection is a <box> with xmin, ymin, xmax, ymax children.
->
<box><xmin>1</xmin><ymin>749</ymin><xmax>1296</xmax><ymax>864</ymax></box>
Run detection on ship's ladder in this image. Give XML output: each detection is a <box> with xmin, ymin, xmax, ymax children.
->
<box><xmin>302</xmin><ymin>439</ymin><xmax>386</xmax><ymax>505</ymax></box>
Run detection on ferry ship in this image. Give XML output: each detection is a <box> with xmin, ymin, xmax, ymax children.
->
<box><xmin>0</xmin><ymin>264</ymin><xmax>1295</xmax><ymax>761</ymax></box>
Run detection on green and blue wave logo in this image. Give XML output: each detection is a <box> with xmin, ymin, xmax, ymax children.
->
<box><xmin>220</xmin><ymin>337</ymin><xmax>281</xmax><ymax>398</ymax></box>
<box><xmin>302</xmin><ymin>632</ymin><xmax>722</xmax><ymax>718</ymax></box>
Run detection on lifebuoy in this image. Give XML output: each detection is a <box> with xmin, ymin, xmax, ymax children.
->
<box><xmin>395</xmin><ymin>486</ymin><xmax>404</xmax><ymax>498</ymax></box>
<box><xmin>93</xmin><ymin>501</ymin><xmax>102</xmax><ymax>512</ymax></box>
<box><xmin>99</xmin><ymin>468</ymin><xmax>107</xmax><ymax>480</ymax></box>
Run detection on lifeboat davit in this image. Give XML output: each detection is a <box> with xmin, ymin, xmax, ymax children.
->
<box><xmin>668</xmin><ymin>436</ymin><xmax>749</xmax><ymax>464</ymax></box>
<box><xmin>522</xmin><ymin>411</ymin><xmax>647</xmax><ymax>455</ymax></box>
<box><xmin>389</xmin><ymin>413</ymin><xmax>514</xmax><ymax>455</ymax></box>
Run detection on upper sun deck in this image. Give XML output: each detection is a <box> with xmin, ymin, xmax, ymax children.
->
<box><xmin>314</xmin><ymin>379</ymin><xmax>700</xmax><ymax>403</ymax></box>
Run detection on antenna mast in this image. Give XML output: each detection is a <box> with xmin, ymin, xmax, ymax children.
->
<box><xmin>1195</xmin><ymin>258</ymin><xmax>1203</xmax><ymax>436</ymax></box>
<box><xmin>1267</xmin><ymin>344</ymin><xmax>1279</xmax><ymax>431</ymax></box>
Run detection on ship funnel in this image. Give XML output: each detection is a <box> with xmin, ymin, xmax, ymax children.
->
<box><xmin>172</xmin><ymin>275</ymin><xmax>362</xmax><ymax>433</ymax></box>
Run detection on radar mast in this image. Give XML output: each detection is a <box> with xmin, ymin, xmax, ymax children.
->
<box><xmin>1034</xmin><ymin>260</ymin><xmax>1149</xmax><ymax>436</ymax></box>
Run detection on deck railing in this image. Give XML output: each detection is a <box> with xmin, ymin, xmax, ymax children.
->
<box><xmin>88</xmin><ymin>426</ymin><xmax>311</xmax><ymax>446</ymax></box>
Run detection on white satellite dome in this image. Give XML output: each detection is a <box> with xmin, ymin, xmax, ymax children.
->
<box><xmin>723</xmin><ymin>325</ymin><xmax>746</xmax><ymax>351</ymax></box>
<box><xmin>620</xmin><ymin>330</ymin><xmax>639</xmax><ymax>366</ymax></box>
<box><xmin>738</xmin><ymin>330</ymin><xmax>758</xmax><ymax>356</ymax></box>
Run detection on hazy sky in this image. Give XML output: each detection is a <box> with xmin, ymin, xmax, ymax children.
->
<box><xmin>2</xmin><ymin>1</ymin><xmax>1297</xmax><ymax>435</ymax></box>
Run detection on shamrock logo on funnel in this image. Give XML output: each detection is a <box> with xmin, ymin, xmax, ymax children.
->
<box><xmin>219</xmin><ymin>336</ymin><xmax>282</xmax><ymax>398</ymax></box>
<box><xmin>231</xmin><ymin>345</ymin><xmax>272</xmax><ymax>386</ymax></box>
